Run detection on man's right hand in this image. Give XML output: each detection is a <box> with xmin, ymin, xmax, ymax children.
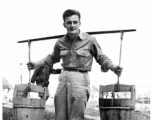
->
<box><xmin>113</xmin><ymin>65</ymin><xmax>123</xmax><ymax>77</ymax></box>
<box><xmin>27</xmin><ymin>61</ymin><xmax>36</xmax><ymax>70</ymax></box>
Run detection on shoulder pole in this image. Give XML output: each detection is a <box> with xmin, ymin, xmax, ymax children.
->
<box><xmin>17</xmin><ymin>29</ymin><xmax>136</xmax><ymax>43</ymax></box>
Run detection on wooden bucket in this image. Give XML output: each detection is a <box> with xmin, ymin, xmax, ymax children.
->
<box><xmin>99</xmin><ymin>84</ymin><xmax>136</xmax><ymax>120</ymax></box>
<box><xmin>13</xmin><ymin>84</ymin><xmax>47</xmax><ymax>120</ymax></box>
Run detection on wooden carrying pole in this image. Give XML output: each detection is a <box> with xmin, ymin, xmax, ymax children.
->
<box><xmin>17</xmin><ymin>29</ymin><xmax>136</xmax><ymax>43</ymax></box>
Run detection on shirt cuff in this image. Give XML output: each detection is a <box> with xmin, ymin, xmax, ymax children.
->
<box><xmin>44</xmin><ymin>54</ymin><xmax>53</xmax><ymax>67</ymax></box>
<box><xmin>107</xmin><ymin>63</ymin><xmax>115</xmax><ymax>71</ymax></box>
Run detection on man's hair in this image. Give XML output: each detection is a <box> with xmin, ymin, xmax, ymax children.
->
<box><xmin>63</xmin><ymin>9</ymin><xmax>81</xmax><ymax>21</ymax></box>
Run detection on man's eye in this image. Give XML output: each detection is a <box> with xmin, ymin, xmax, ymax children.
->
<box><xmin>66</xmin><ymin>22</ymin><xmax>71</xmax><ymax>24</ymax></box>
<box><xmin>73</xmin><ymin>21</ymin><xmax>78</xmax><ymax>24</ymax></box>
<box><xmin>66</xmin><ymin>21</ymin><xmax>78</xmax><ymax>25</ymax></box>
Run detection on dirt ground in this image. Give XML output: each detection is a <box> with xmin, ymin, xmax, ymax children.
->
<box><xmin>2</xmin><ymin>99</ymin><xmax>150</xmax><ymax>120</ymax></box>
<box><xmin>3</xmin><ymin>106</ymin><xmax>150</xmax><ymax>120</ymax></box>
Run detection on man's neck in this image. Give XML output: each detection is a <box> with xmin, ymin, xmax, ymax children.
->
<box><xmin>68</xmin><ymin>31</ymin><xmax>80</xmax><ymax>41</ymax></box>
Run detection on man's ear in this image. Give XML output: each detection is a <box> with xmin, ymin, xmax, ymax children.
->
<box><xmin>79</xmin><ymin>22</ymin><xmax>81</xmax><ymax>27</ymax></box>
<box><xmin>63</xmin><ymin>23</ymin><xmax>66</xmax><ymax>28</ymax></box>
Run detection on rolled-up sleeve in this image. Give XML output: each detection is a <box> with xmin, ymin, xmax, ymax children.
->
<box><xmin>90</xmin><ymin>38</ymin><xmax>114</xmax><ymax>71</ymax></box>
<box><xmin>44</xmin><ymin>40</ymin><xmax>61</xmax><ymax>66</ymax></box>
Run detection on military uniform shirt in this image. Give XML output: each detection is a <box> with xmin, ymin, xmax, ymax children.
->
<box><xmin>44</xmin><ymin>30</ymin><xmax>114</xmax><ymax>71</ymax></box>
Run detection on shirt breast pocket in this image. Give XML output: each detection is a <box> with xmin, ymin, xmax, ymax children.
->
<box><xmin>60</xmin><ymin>50</ymin><xmax>69</xmax><ymax>66</ymax></box>
<box><xmin>76</xmin><ymin>50</ymin><xmax>90</xmax><ymax>67</ymax></box>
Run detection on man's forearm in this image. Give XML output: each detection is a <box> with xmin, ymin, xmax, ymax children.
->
<box><xmin>106</xmin><ymin>63</ymin><xmax>115</xmax><ymax>71</ymax></box>
<box><xmin>35</xmin><ymin>59</ymin><xmax>45</xmax><ymax>67</ymax></box>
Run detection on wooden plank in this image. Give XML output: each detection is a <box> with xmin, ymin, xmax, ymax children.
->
<box><xmin>99</xmin><ymin>85</ymin><xmax>104</xmax><ymax>98</ymax></box>
<box><xmin>100</xmin><ymin>107</ymin><xmax>135</xmax><ymax>110</ymax></box>
<box><xmin>14</xmin><ymin>107</ymin><xmax>44</xmax><ymax>120</ymax></box>
<box><xmin>31</xmin><ymin>99</ymin><xmax>46</xmax><ymax>107</ymax></box>
<box><xmin>13</xmin><ymin>98</ymin><xmax>46</xmax><ymax>107</ymax></box>
<box><xmin>30</xmin><ymin>85</ymin><xmax>45</xmax><ymax>93</ymax></box>
<box><xmin>100</xmin><ymin>109</ymin><xmax>134</xmax><ymax>120</ymax></box>
<box><xmin>99</xmin><ymin>99</ymin><xmax>135</xmax><ymax>107</ymax></box>
<box><xmin>131</xmin><ymin>85</ymin><xmax>136</xmax><ymax>106</ymax></box>
<box><xmin>16</xmin><ymin>84</ymin><xmax>28</xmax><ymax>91</ymax></box>
<box><xmin>99</xmin><ymin>84</ymin><xmax>132</xmax><ymax>92</ymax></box>
<box><xmin>16</xmin><ymin>84</ymin><xmax>44</xmax><ymax>93</ymax></box>
<box><xmin>13</xmin><ymin>84</ymin><xmax>18</xmax><ymax>102</ymax></box>
<box><xmin>13</xmin><ymin>98</ymin><xmax>31</xmax><ymax>106</ymax></box>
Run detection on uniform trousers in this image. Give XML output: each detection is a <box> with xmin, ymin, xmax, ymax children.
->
<box><xmin>54</xmin><ymin>71</ymin><xmax>90</xmax><ymax>120</ymax></box>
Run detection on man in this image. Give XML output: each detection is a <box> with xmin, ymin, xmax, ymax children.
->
<box><xmin>27</xmin><ymin>9</ymin><xmax>122</xmax><ymax>120</ymax></box>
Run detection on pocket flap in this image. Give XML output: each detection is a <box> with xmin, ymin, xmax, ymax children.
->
<box><xmin>60</xmin><ymin>50</ymin><xmax>68</xmax><ymax>56</ymax></box>
<box><xmin>77</xmin><ymin>50</ymin><xmax>90</xmax><ymax>57</ymax></box>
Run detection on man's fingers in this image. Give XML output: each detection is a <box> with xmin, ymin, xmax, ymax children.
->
<box><xmin>27</xmin><ymin>62</ymin><xmax>35</xmax><ymax>70</ymax></box>
<box><xmin>114</xmin><ymin>67</ymin><xmax>123</xmax><ymax>76</ymax></box>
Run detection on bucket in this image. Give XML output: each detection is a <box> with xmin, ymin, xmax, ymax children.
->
<box><xmin>13</xmin><ymin>84</ymin><xmax>47</xmax><ymax>120</ymax></box>
<box><xmin>99</xmin><ymin>84</ymin><xmax>136</xmax><ymax>120</ymax></box>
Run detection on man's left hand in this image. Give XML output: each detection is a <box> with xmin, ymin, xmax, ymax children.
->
<box><xmin>113</xmin><ymin>66</ymin><xmax>123</xmax><ymax>77</ymax></box>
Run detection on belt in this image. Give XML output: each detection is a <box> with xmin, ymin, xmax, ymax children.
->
<box><xmin>64</xmin><ymin>68</ymin><xmax>88</xmax><ymax>73</ymax></box>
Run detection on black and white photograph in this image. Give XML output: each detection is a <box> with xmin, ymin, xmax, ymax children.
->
<box><xmin>1</xmin><ymin>0</ymin><xmax>151</xmax><ymax>120</ymax></box>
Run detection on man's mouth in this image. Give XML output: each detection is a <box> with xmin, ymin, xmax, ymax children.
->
<box><xmin>70</xmin><ymin>28</ymin><xmax>75</xmax><ymax>31</ymax></box>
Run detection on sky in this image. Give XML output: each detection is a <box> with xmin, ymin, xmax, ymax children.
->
<box><xmin>1</xmin><ymin>0</ymin><xmax>152</xmax><ymax>94</ymax></box>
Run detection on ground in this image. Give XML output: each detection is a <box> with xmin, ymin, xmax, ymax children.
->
<box><xmin>2</xmin><ymin>98</ymin><xmax>150</xmax><ymax>120</ymax></box>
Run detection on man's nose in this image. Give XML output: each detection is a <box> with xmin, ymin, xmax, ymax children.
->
<box><xmin>71</xmin><ymin>22</ymin><xmax>75</xmax><ymax>27</ymax></box>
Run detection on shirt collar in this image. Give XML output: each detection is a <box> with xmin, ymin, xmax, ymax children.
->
<box><xmin>65</xmin><ymin>30</ymin><xmax>87</xmax><ymax>41</ymax></box>
<box><xmin>79</xmin><ymin>30</ymin><xmax>87</xmax><ymax>40</ymax></box>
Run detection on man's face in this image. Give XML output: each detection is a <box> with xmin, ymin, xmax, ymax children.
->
<box><xmin>63</xmin><ymin>15</ymin><xmax>81</xmax><ymax>35</ymax></box>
